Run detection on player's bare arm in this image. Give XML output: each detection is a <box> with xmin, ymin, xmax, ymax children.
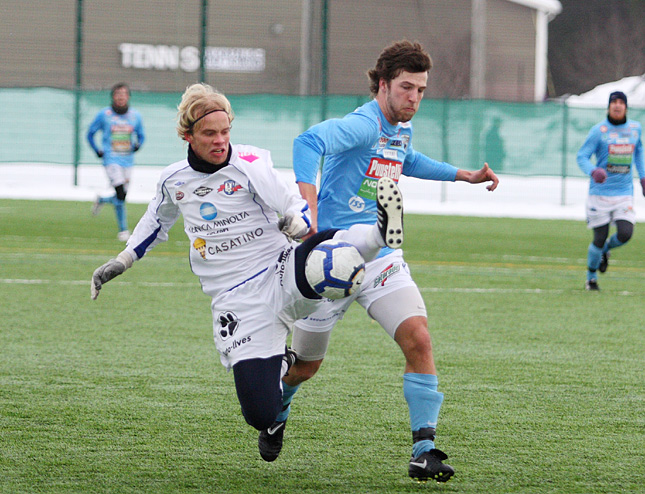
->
<box><xmin>297</xmin><ymin>181</ymin><xmax>319</xmax><ymax>237</ymax></box>
<box><xmin>455</xmin><ymin>162</ymin><xmax>499</xmax><ymax>191</ymax></box>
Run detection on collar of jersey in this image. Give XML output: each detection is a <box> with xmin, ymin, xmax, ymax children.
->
<box><xmin>187</xmin><ymin>144</ymin><xmax>231</xmax><ymax>174</ymax></box>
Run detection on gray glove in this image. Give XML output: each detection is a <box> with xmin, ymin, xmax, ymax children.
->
<box><xmin>278</xmin><ymin>212</ymin><xmax>309</xmax><ymax>240</ymax></box>
<box><xmin>90</xmin><ymin>251</ymin><xmax>133</xmax><ymax>300</ymax></box>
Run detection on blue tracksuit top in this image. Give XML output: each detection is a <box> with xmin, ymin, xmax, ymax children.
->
<box><xmin>293</xmin><ymin>99</ymin><xmax>458</xmax><ymax>238</ymax></box>
<box><xmin>577</xmin><ymin>117</ymin><xmax>644</xmax><ymax>196</ymax></box>
<box><xmin>87</xmin><ymin>107</ymin><xmax>145</xmax><ymax>167</ymax></box>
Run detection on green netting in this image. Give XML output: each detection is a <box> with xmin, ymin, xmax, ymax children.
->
<box><xmin>2</xmin><ymin>88</ymin><xmax>644</xmax><ymax>178</ymax></box>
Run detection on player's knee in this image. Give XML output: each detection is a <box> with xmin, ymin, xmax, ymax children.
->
<box><xmin>396</xmin><ymin>320</ymin><xmax>432</xmax><ymax>357</ymax></box>
<box><xmin>115</xmin><ymin>184</ymin><xmax>127</xmax><ymax>201</ymax></box>
<box><xmin>616</xmin><ymin>224</ymin><xmax>633</xmax><ymax>244</ymax></box>
<box><xmin>242</xmin><ymin>407</ymin><xmax>278</xmax><ymax>431</ymax></box>
<box><xmin>289</xmin><ymin>359</ymin><xmax>322</xmax><ymax>382</ymax></box>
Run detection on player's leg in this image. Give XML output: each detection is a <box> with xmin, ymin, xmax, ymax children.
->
<box><xmin>585</xmin><ymin>196</ymin><xmax>610</xmax><ymax>290</ymax></box>
<box><xmin>333</xmin><ymin>176</ymin><xmax>404</xmax><ymax>261</ymax></box>
<box><xmin>104</xmin><ymin>164</ymin><xmax>130</xmax><ymax>240</ymax></box>
<box><xmin>368</xmin><ymin>287</ymin><xmax>454</xmax><ymax>482</ymax></box>
<box><xmin>600</xmin><ymin>212</ymin><xmax>635</xmax><ymax>273</ymax></box>
<box><xmin>233</xmin><ymin>355</ymin><xmax>284</xmax><ymax>431</ymax></box>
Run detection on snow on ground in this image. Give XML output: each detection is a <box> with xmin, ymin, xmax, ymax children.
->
<box><xmin>2</xmin><ymin>163</ymin><xmax>645</xmax><ymax>221</ymax></box>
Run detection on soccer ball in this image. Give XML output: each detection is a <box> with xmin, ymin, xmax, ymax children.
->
<box><xmin>305</xmin><ymin>239</ymin><xmax>366</xmax><ymax>299</ymax></box>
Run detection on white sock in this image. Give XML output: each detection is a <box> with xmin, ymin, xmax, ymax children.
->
<box><xmin>334</xmin><ymin>223</ymin><xmax>383</xmax><ymax>262</ymax></box>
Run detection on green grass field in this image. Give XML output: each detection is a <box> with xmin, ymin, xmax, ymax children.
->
<box><xmin>1</xmin><ymin>198</ymin><xmax>644</xmax><ymax>494</ymax></box>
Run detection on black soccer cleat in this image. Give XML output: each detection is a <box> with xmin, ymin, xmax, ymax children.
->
<box><xmin>599</xmin><ymin>251</ymin><xmax>610</xmax><ymax>273</ymax></box>
<box><xmin>408</xmin><ymin>448</ymin><xmax>455</xmax><ymax>483</ymax></box>
<box><xmin>258</xmin><ymin>419</ymin><xmax>287</xmax><ymax>462</ymax></box>
<box><xmin>585</xmin><ymin>279</ymin><xmax>600</xmax><ymax>291</ymax></box>
<box><xmin>376</xmin><ymin>177</ymin><xmax>404</xmax><ymax>248</ymax></box>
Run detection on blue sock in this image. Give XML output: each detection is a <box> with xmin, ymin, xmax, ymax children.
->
<box><xmin>276</xmin><ymin>382</ymin><xmax>300</xmax><ymax>422</ymax></box>
<box><xmin>606</xmin><ymin>234</ymin><xmax>624</xmax><ymax>251</ymax></box>
<box><xmin>114</xmin><ymin>198</ymin><xmax>128</xmax><ymax>232</ymax></box>
<box><xmin>587</xmin><ymin>243</ymin><xmax>602</xmax><ymax>280</ymax></box>
<box><xmin>403</xmin><ymin>373</ymin><xmax>443</xmax><ymax>458</ymax></box>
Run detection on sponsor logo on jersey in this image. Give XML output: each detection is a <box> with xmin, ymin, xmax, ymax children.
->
<box><xmin>207</xmin><ymin>228</ymin><xmax>264</xmax><ymax>254</ymax></box>
<box><xmin>390</xmin><ymin>139</ymin><xmax>403</xmax><ymax>148</ymax></box>
<box><xmin>218</xmin><ymin>180</ymin><xmax>242</xmax><ymax>195</ymax></box>
<box><xmin>217</xmin><ymin>311</ymin><xmax>239</xmax><ymax>339</ymax></box>
<box><xmin>276</xmin><ymin>247</ymin><xmax>293</xmax><ymax>286</ymax></box>
<box><xmin>238</xmin><ymin>152</ymin><xmax>259</xmax><ymax>163</ymax></box>
<box><xmin>193</xmin><ymin>186</ymin><xmax>213</xmax><ymax>197</ymax></box>
<box><xmin>188</xmin><ymin>211</ymin><xmax>250</xmax><ymax>233</ymax></box>
<box><xmin>378</xmin><ymin>137</ymin><xmax>388</xmax><ymax>149</ymax></box>
<box><xmin>193</xmin><ymin>237</ymin><xmax>207</xmax><ymax>259</ymax></box>
<box><xmin>348</xmin><ymin>195</ymin><xmax>365</xmax><ymax>212</ymax></box>
<box><xmin>383</xmin><ymin>149</ymin><xmax>398</xmax><ymax>160</ymax></box>
<box><xmin>357</xmin><ymin>157</ymin><xmax>402</xmax><ymax>201</ymax></box>
<box><xmin>200</xmin><ymin>202</ymin><xmax>218</xmax><ymax>220</ymax></box>
<box><xmin>373</xmin><ymin>262</ymin><xmax>401</xmax><ymax>287</ymax></box>
<box><xmin>608</xmin><ymin>143</ymin><xmax>634</xmax><ymax>167</ymax></box>
<box><xmin>600</xmin><ymin>125</ymin><xmax>608</xmax><ymax>133</ymax></box>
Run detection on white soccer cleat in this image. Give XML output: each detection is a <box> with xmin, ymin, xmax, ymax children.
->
<box><xmin>117</xmin><ymin>230</ymin><xmax>131</xmax><ymax>242</ymax></box>
<box><xmin>376</xmin><ymin>177</ymin><xmax>403</xmax><ymax>248</ymax></box>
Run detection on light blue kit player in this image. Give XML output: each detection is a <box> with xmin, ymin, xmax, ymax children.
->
<box><xmin>257</xmin><ymin>40</ymin><xmax>499</xmax><ymax>483</ymax></box>
<box><xmin>577</xmin><ymin>90</ymin><xmax>645</xmax><ymax>291</ymax></box>
<box><xmin>87</xmin><ymin>82</ymin><xmax>145</xmax><ymax>241</ymax></box>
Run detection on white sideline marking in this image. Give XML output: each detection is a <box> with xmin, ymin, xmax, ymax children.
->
<box><xmin>1</xmin><ymin>278</ymin><xmax>637</xmax><ymax>296</ymax></box>
<box><xmin>0</xmin><ymin>278</ymin><xmax>196</xmax><ymax>288</ymax></box>
<box><xmin>419</xmin><ymin>286</ymin><xmax>638</xmax><ymax>296</ymax></box>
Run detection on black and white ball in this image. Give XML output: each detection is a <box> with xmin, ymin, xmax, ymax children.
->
<box><xmin>305</xmin><ymin>239</ymin><xmax>366</xmax><ymax>299</ymax></box>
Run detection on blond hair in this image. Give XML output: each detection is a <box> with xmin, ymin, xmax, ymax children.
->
<box><xmin>176</xmin><ymin>83</ymin><xmax>235</xmax><ymax>140</ymax></box>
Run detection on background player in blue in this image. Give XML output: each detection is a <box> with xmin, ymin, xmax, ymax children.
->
<box><xmin>261</xmin><ymin>40</ymin><xmax>499</xmax><ymax>482</ymax></box>
<box><xmin>577</xmin><ymin>91</ymin><xmax>645</xmax><ymax>291</ymax></box>
<box><xmin>87</xmin><ymin>82</ymin><xmax>145</xmax><ymax>242</ymax></box>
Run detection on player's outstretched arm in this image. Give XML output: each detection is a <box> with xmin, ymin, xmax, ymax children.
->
<box><xmin>90</xmin><ymin>251</ymin><xmax>134</xmax><ymax>300</ymax></box>
<box><xmin>455</xmin><ymin>162</ymin><xmax>499</xmax><ymax>191</ymax></box>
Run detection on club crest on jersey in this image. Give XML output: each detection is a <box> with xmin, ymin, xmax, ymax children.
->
<box><xmin>218</xmin><ymin>180</ymin><xmax>242</xmax><ymax>195</ymax></box>
<box><xmin>193</xmin><ymin>186</ymin><xmax>213</xmax><ymax>197</ymax></box>
<box><xmin>373</xmin><ymin>263</ymin><xmax>401</xmax><ymax>287</ymax></box>
<box><xmin>176</xmin><ymin>191</ymin><xmax>184</xmax><ymax>201</ymax></box>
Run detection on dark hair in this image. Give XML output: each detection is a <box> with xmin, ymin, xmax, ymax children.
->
<box><xmin>111</xmin><ymin>82</ymin><xmax>130</xmax><ymax>96</ymax></box>
<box><xmin>367</xmin><ymin>40</ymin><xmax>432</xmax><ymax>96</ymax></box>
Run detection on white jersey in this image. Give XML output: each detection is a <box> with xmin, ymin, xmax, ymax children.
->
<box><xmin>124</xmin><ymin>144</ymin><xmax>310</xmax><ymax>299</ymax></box>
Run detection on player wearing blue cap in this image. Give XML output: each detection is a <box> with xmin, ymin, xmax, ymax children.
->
<box><xmin>577</xmin><ymin>90</ymin><xmax>645</xmax><ymax>291</ymax></box>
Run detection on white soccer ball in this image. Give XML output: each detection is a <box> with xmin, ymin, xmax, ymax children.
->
<box><xmin>305</xmin><ymin>239</ymin><xmax>366</xmax><ymax>299</ymax></box>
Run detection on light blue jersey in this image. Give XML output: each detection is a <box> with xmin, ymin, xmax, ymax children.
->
<box><xmin>294</xmin><ymin>100</ymin><xmax>457</xmax><ymax>247</ymax></box>
<box><xmin>577</xmin><ymin>118</ymin><xmax>644</xmax><ymax>196</ymax></box>
<box><xmin>87</xmin><ymin>107</ymin><xmax>145</xmax><ymax>167</ymax></box>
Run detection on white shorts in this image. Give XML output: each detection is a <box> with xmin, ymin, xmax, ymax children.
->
<box><xmin>292</xmin><ymin>250</ymin><xmax>426</xmax><ymax>360</ymax></box>
<box><xmin>211</xmin><ymin>246</ymin><xmax>320</xmax><ymax>370</ymax></box>
<box><xmin>586</xmin><ymin>195</ymin><xmax>635</xmax><ymax>229</ymax></box>
<box><xmin>104</xmin><ymin>163</ymin><xmax>132</xmax><ymax>189</ymax></box>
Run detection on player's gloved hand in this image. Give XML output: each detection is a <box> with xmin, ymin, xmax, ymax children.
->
<box><xmin>591</xmin><ymin>167</ymin><xmax>607</xmax><ymax>183</ymax></box>
<box><xmin>278</xmin><ymin>213</ymin><xmax>309</xmax><ymax>240</ymax></box>
<box><xmin>96</xmin><ymin>149</ymin><xmax>104</xmax><ymax>158</ymax></box>
<box><xmin>641</xmin><ymin>177</ymin><xmax>645</xmax><ymax>197</ymax></box>
<box><xmin>90</xmin><ymin>251</ymin><xmax>133</xmax><ymax>300</ymax></box>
